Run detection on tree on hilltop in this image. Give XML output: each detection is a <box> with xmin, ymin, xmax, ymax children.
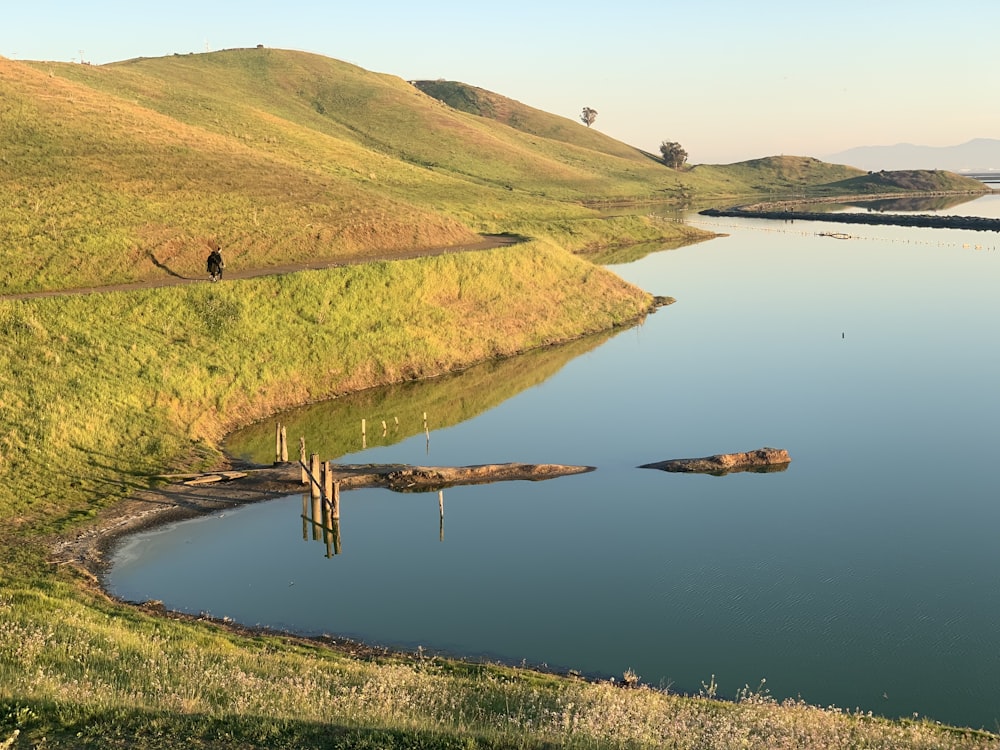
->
<box><xmin>580</xmin><ymin>107</ymin><xmax>598</xmax><ymax>128</ymax></box>
<box><xmin>659</xmin><ymin>140</ymin><xmax>688</xmax><ymax>169</ymax></box>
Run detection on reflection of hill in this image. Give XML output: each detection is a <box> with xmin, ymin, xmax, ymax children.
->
<box><xmin>784</xmin><ymin>193</ymin><xmax>980</xmax><ymax>215</ymax></box>
<box><xmin>578</xmin><ymin>235</ymin><xmax>712</xmax><ymax>266</ymax></box>
<box><xmin>843</xmin><ymin>194</ymin><xmax>981</xmax><ymax>213</ymax></box>
<box><xmin>225</xmin><ymin>330</ymin><xmax>621</xmax><ymax>464</ymax></box>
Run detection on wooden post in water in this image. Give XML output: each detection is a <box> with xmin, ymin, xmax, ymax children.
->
<box><xmin>361</xmin><ymin>418</ymin><xmax>367</xmax><ymax>449</ymax></box>
<box><xmin>275</xmin><ymin>422</ymin><xmax>282</xmax><ymax>464</ymax></box>
<box><xmin>299</xmin><ymin>438</ymin><xmax>307</xmax><ymax>484</ymax></box>
<box><xmin>280</xmin><ymin>425</ymin><xmax>288</xmax><ymax>463</ymax></box>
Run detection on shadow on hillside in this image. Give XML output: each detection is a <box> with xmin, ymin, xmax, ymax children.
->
<box><xmin>146</xmin><ymin>251</ymin><xmax>189</xmax><ymax>280</ymax></box>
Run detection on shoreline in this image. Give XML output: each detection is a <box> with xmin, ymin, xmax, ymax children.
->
<box><xmin>701</xmin><ymin>190</ymin><xmax>1000</xmax><ymax>232</ymax></box>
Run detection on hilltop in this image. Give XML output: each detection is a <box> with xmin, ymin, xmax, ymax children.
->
<box><xmin>0</xmin><ymin>47</ymin><xmax>925</xmax><ymax>294</ymax></box>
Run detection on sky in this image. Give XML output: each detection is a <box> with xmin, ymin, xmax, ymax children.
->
<box><xmin>3</xmin><ymin>0</ymin><xmax>998</xmax><ymax>164</ymax></box>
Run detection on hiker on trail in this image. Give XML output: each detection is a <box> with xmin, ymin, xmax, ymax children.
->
<box><xmin>207</xmin><ymin>247</ymin><xmax>225</xmax><ymax>282</ymax></box>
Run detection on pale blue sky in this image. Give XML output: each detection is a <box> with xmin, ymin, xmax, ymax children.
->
<box><xmin>4</xmin><ymin>1</ymin><xmax>997</xmax><ymax>164</ymax></box>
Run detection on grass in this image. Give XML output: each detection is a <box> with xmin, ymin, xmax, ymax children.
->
<box><xmin>2</xmin><ymin>46</ymin><xmax>997</xmax><ymax>748</ymax></box>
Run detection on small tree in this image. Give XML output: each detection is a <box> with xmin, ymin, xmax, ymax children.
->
<box><xmin>659</xmin><ymin>140</ymin><xmax>688</xmax><ymax>169</ymax></box>
<box><xmin>580</xmin><ymin>107</ymin><xmax>598</xmax><ymax>128</ymax></box>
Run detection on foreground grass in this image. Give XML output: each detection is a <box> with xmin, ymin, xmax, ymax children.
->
<box><xmin>0</xmin><ymin>242</ymin><xmax>996</xmax><ymax>748</ymax></box>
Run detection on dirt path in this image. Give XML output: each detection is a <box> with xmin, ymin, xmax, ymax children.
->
<box><xmin>3</xmin><ymin>233</ymin><xmax>522</xmax><ymax>301</ymax></box>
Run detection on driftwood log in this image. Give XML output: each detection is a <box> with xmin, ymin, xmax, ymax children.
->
<box><xmin>160</xmin><ymin>462</ymin><xmax>594</xmax><ymax>493</ymax></box>
<box><xmin>639</xmin><ymin>447</ymin><xmax>791</xmax><ymax>475</ymax></box>
<box><xmin>380</xmin><ymin>463</ymin><xmax>594</xmax><ymax>492</ymax></box>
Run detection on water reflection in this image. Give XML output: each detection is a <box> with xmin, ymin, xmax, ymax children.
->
<box><xmin>299</xmin><ymin>488</ymin><xmax>447</xmax><ymax>558</ymax></box>
<box><xmin>805</xmin><ymin>194</ymin><xmax>984</xmax><ymax>214</ymax></box>
<box><xmin>225</xmin><ymin>328</ymin><xmax>621</xmax><ymax>465</ymax></box>
<box><xmin>302</xmin><ymin>494</ymin><xmax>342</xmax><ymax>557</ymax></box>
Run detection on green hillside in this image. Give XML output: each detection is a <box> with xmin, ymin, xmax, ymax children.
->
<box><xmin>823</xmin><ymin>168</ymin><xmax>987</xmax><ymax>194</ymax></box>
<box><xmin>688</xmin><ymin>155</ymin><xmax>866</xmax><ymax>194</ymax></box>
<box><xmin>1</xmin><ymin>47</ymin><xmax>919</xmax><ymax>294</ymax></box>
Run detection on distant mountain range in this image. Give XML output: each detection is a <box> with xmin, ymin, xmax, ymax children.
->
<box><xmin>825</xmin><ymin>138</ymin><xmax>1000</xmax><ymax>173</ymax></box>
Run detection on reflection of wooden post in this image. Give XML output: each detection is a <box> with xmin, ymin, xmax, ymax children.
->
<box><xmin>331</xmin><ymin>517</ymin><xmax>342</xmax><ymax>555</ymax></box>
<box><xmin>280</xmin><ymin>425</ymin><xmax>288</xmax><ymax>463</ymax></box>
<box><xmin>299</xmin><ymin>438</ymin><xmax>307</xmax><ymax>484</ymax></box>
<box><xmin>324</xmin><ymin>461</ymin><xmax>333</xmax><ymax>506</ymax></box>
<box><xmin>322</xmin><ymin>504</ymin><xmax>333</xmax><ymax>558</ymax></box>
<box><xmin>381</xmin><ymin>420</ymin><xmax>387</xmax><ymax>437</ymax></box>
<box><xmin>361</xmin><ymin>418</ymin><xmax>367</xmax><ymax>449</ymax></box>
<box><xmin>311</xmin><ymin>492</ymin><xmax>322</xmax><ymax>541</ymax></box>
<box><xmin>331</xmin><ymin>480</ymin><xmax>340</xmax><ymax>520</ymax></box>
<box><xmin>439</xmin><ymin>489</ymin><xmax>444</xmax><ymax>542</ymax></box>
<box><xmin>309</xmin><ymin>453</ymin><xmax>321</xmax><ymax>501</ymax></box>
<box><xmin>302</xmin><ymin>495</ymin><xmax>309</xmax><ymax>540</ymax></box>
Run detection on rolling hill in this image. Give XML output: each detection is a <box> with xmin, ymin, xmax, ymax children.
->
<box><xmin>2</xmin><ymin>47</ymin><xmax>980</xmax><ymax>294</ymax></box>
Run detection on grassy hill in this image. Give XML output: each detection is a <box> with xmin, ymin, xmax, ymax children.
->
<box><xmin>1</xmin><ymin>47</ymin><xmax>917</xmax><ymax>294</ymax></box>
<box><xmin>823</xmin><ymin>168</ymin><xmax>988</xmax><ymax>194</ymax></box>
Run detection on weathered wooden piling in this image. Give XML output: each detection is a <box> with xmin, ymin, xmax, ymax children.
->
<box><xmin>280</xmin><ymin>425</ymin><xmax>288</xmax><ymax>463</ymax></box>
<box><xmin>299</xmin><ymin>438</ymin><xmax>307</xmax><ymax>485</ymax></box>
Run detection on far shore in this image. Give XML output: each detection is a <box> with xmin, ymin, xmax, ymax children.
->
<box><xmin>701</xmin><ymin>190</ymin><xmax>1000</xmax><ymax>232</ymax></box>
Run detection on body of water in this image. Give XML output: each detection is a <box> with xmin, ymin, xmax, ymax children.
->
<box><xmin>107</xmin><ymin>195</ymin><xmax>1000</xmax><ymax>731</ymax></box>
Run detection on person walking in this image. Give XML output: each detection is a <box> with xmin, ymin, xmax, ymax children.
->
<box><xmin>207</xmin><ymin>246</ymin><xmax>225</xmax><ymax>282</ymax></box>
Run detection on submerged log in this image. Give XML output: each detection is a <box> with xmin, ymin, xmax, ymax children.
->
<box><xmin>639</xmin><ymin>447</ymin><xmax>790</xmax><ymax>475</ymax></box>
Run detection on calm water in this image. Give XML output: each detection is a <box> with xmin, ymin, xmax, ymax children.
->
<box><xmin>108</xmin><ymin>195</ymin><xmax>1000</xmax><ymax>730</ymax></box>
